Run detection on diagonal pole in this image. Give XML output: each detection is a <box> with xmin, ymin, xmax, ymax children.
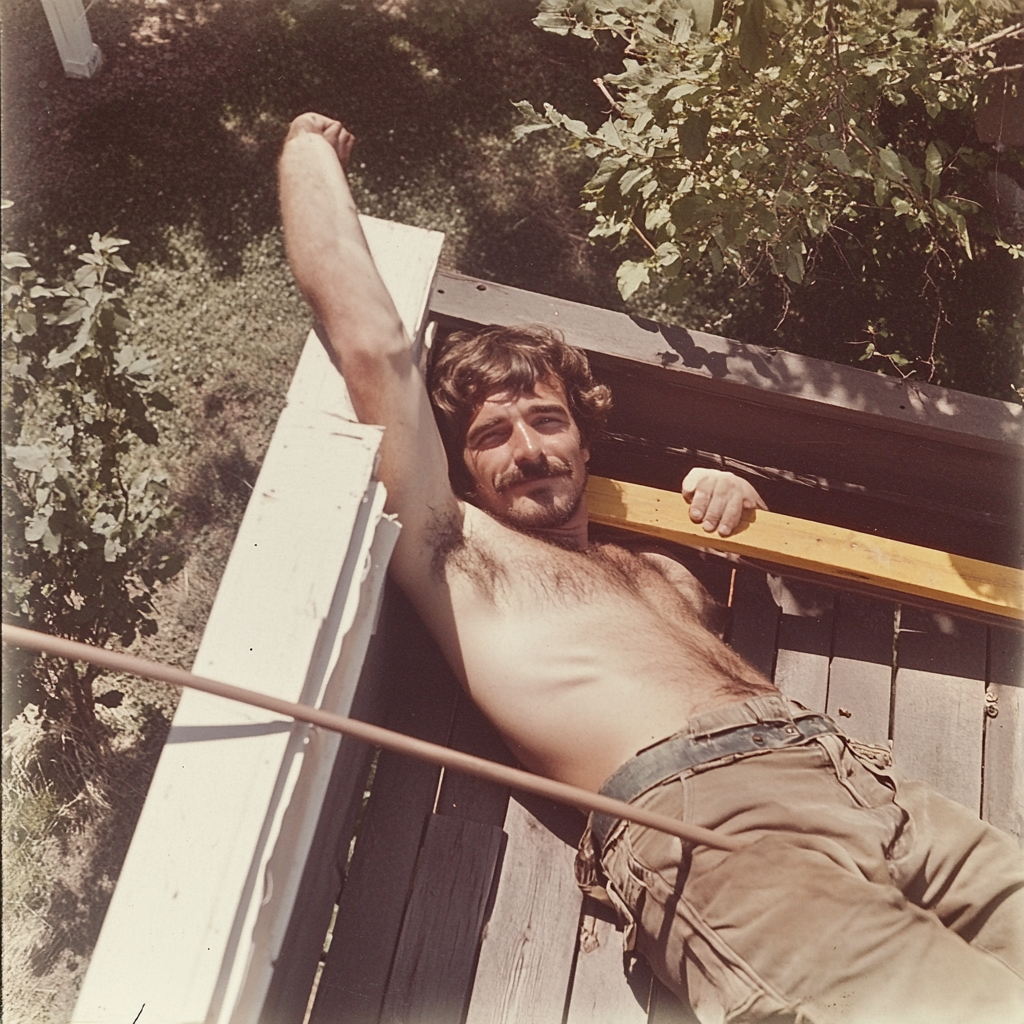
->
<box><xmin>2</xmin><ymin>624</ymin><xmax>744</xmax><ymax>852</ymax></box>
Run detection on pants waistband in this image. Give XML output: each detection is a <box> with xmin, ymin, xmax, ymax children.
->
<box><xmin>591</xmin><ymin>695</ymin><xmax>841</xmax><ymax>852</ymax></box>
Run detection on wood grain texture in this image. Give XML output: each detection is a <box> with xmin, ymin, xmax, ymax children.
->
<box><xmin>309</xmin><ymin>595</ymin><xmax>461</xmax><ymax>1024</ymax></box>
<box><xmin>435</xmin><ymin>691</ymin><xmax>512</xmax><ymax>828</ymax></box>
<box><xmin>465</xmin><ymin>796</ymin><xmax>583</xmax><ymax>1024</ymax></box>
<box><xmin>565</xmin><ymin>900</ymin><xmax>649</xmax><ymax>1024</ymax></box>
<box><xmin>258</xmin><ymin>586</ymin><xmax>403</xmax><ymax>1024</ymax></box>
<box><xmin>587</xmin><ymin>477</ymin><xmax>1023</xmax><ymax>623</ymax></box>
<box><xmin>983</xmin><ymin>627</ymin><xmax>1024</xmax><ymax>843</ymax></box>
<box><xmin>727</xmin><ymin>570</ymin><xmax>780</xmax><ymax>681</ymax></box>
<box><xmin>826</xmin><ymin>594</ymin><xmax>896</xmax><ymax>745</ymax></box>
<box><xmin>771</xmin><ymin>578</ymin><xmax>835</xmax><ymax>713</ymax></box>
<box><xmin>381</xmin><ymin>814</ymin><xmax>506</xmax><ymax>1024</ymax></box>
<box><xmin>892</xmin><ymin>608</ymin><xmax>987</xmax><ymax>811</ymax></box>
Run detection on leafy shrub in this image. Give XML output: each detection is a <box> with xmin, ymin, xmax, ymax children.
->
<box><xmin>2</xmin><ymin>231</ymin><xmax>181</xmax><ymax>784</ymax></box>
<box><xmin>518</xmin><ymin>0</ymin><xmax>1022</xmax><ymax>299</ymax></box>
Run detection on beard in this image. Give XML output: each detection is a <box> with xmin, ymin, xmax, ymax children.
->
<box><xmin>490</xmin><ymin>456</ymin><xmax>587</xmax><ymax>531</ymax></box>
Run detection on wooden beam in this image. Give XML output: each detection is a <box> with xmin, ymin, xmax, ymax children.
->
<box><xmin>430</xmin><ymin>271</ymin><xmax>1023</xmax><ymax>458</ymax></box>
<box><xmin>586</xmin><ymin>476</ymin><xmax>1024</xmax><ymax>624</ymax></box>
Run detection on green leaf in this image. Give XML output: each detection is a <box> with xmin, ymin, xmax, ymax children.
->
<box><xmin>2</xmin><ymin>252</ymin><xmax>31</xmax><ymax>270</ymax></box>
<box><xmin>646</xmin><ymin>206</ymin><xmax>671</xmax><ymax>231</ymax></box>
<box><xmin>736</xmin><ymin>0</ymin><xmax>770</xmax><ymax>73</ymax></box>
<box><xmin>616</xmin><ymin>260</ymin><xmax>650</xmax><ymax>299</ymax></box>
<box><xmin>619</xmin><ymin>166</ymin><xmax>653</xmax><ymax>195</ymax></box>
<box><xmin>7</xmin><ymin>444</ymin><xmax>49</xmax><ymax>473</ymax></box>
<box><xmin>677</xmin><ymin>109</ymin><xmax>711</xmax><ymax>161</ymax></box>
<box><xmin>533</xmin><ymin>11</ymin><xmax>573</xmax><ymax>35</ymax></box>
<box><xmin>597</xmin><ymin>120</ymin><xmax>624</xmax><ymax>148</ymax></box>
<box><xmin>511</xmin><ymin>100</ymin><xmax>554</xmax><ymax>141</ymax></box>
<box><xmin>933</xmin><ymin>199</ymin><xmax>973</xmax><ymax>258</ymax></box>
<box><xmin>878</xmin><ymin>147</ymin><xmax>905</xmax><ymax>182</ymax></box>
<box><xmin>781</xmin><ymin>243</ymin><xmax>805</xmax><ymax>283</ymax></box>
<box><xmin>24</xmin><ymin>513</ymin><xmax>49</xmax><ymax>543</ymax></box>
<box><xmin>559</xmin><ymin>115</ymin><xmax>590</xmax><ymax>139</ymax></box>
<box><xmin>825</xmin><ymin>149</ymin><xmax>853</xmax><ymax>175</ymax></box>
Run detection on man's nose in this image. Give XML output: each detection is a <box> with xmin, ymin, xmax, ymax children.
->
<box><xmin>510</xmin><ymin>420</ymin><xmax>542</xmax><ymax>462</ymax></box>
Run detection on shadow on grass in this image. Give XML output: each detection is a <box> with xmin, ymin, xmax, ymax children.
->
<box><xmin>2</xmin><ymin>0</ymin><xmax>624</xmax><ymax>304</ymax></box>
<box><xmin>5</xmin><ymin>702</ymin><xmax>172</xmax><ymax>979</ymax></box>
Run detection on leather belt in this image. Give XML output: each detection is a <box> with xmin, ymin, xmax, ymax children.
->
<box><xmin>591</xmin><ymin>713</ymin><xmax>840</xmax><ymax>853</ymax></box>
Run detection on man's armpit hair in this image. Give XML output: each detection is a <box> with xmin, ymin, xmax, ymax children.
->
<box><xmin>427</xmin><ymin>506</ymin><xmax>508</xmax><ymax>601</ymax></box>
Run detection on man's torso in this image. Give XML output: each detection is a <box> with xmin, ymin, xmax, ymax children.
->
<box><xmin>411</xmin><ymin>502</ymin><xmax>776</xmax><ymax>792</ymax></box>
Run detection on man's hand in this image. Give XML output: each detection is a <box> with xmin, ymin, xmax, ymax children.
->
<box><xmin>285</xmin><ymin>112</ymin><xmax>355</xmax><ymax>169</ymax></box>
<box><xmin>681</xmin><ymin>468</ymin><xmax>767</xmax><ymax>537</ymax></box>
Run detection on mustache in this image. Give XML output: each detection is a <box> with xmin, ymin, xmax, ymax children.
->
<box><xmin>494</xmin><ymin>456</ymin><xmax>574</xmax><ymax>493</ymax></box>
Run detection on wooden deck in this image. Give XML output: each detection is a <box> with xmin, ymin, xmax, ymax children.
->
<box><xmin>290</xmin><ymin>562</ymin><xmax>1023</xmax><ymax>1024</ymax></box>
<box><xmin>72</xmin><ymin>224</ymin><xmax>1023</xmax><ymax>1024</ymax></box>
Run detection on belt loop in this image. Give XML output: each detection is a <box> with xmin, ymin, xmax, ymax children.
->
<box><xmin>749</xmin><ymin>693</ymin><xmax>795</xmax><ymax>725</ymax></box>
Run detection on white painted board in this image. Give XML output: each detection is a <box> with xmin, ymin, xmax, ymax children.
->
<box><xmin>72</xmin><ymin>217</ymin><xmax>443</xmax><ymax>1024</ymax></box>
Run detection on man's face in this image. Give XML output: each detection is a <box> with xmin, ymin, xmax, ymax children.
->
<box><xmin>462</xmin><ymin>378</ymin><xmax>589</xmax><ymax>531</ymax></box>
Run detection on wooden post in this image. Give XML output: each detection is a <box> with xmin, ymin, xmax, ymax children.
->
<box><xmin>40</xmin><ymin>0</ymin><xmax>102</xmax><ymax>79</ymax></box>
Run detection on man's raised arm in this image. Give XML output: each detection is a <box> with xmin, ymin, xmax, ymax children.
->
<box><xmin>278</xmin><ymin>113</ymin><xmax>457</xmax><ymax>585</ymax></box>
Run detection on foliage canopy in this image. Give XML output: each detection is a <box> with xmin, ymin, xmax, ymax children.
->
<box><xmin>517</xmin><ymin>0</ymin><xmax>1022</xmax><ymax>316</ymax></box>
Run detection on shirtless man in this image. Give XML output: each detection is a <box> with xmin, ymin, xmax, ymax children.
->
<box><xmin>279</xmin><ymin>113</ymin><xmax>1024</xmax><ymax>1024</ymax></box>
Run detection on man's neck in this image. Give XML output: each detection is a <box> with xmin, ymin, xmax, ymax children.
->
<box><xmin>527</xmin><ymin>517</ymin><xmax>590</xmax><ymax>551</ymax></box>
<box><xmin>516</xmin><ymin>498</ymin><xmax>591</xmax><ymax>551</ymax></box>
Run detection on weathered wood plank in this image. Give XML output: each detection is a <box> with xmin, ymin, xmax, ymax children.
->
<box><xmin>308</xmin><ymin>594</ymin><xmax>461</xmax><ymax>1024</ymax></box>
<box><xmin>771</xmin><ymin>578</ymin><xmax>834</xmax><ymax>713</ymax></box>
<box><xmin>435</xmin><ymin>691</ymin><xmax>512</xmax><ymax>828</ymax></box>
<box><xmin>465</xmin><ymin>796</ymin><xmax>584</xmax><ymax>1024</ymax></box>
<box><xmin>587</xmin><ymin>477</ymin><xmax>1024</xmax><ymax>624</ymax></box>
<box><xmin>380</xmin><ymin>814</ymin><xmax>507</xmax><ymax>1024</ymax></box>
<box><xmin>257</xmin><ymin>589</ymin><xmax>401</xmax><ymax>1024</ymax></box>
<box><xmin>983</xmin><ymin>627</ymin><xmax>1024</xmax><ymax>843</ymax></box>
<box><xmin>727</xmin><ymin>569</ymin><xmax>780</xmax><ymax>680</ymax></box>
<box><xmin>892</xmin><ymin>608</ymin><xmax>987</xmax><ymax>811</ymax></box>
<box><xmin>826</xmin><ymin>593</ymin><xmax>895</xmax><ymax>745</ymax></box>
<box><xmin>565</xmin><ymin>899</ymin><xmax>649</xmax><ymax>1024</ymax></box>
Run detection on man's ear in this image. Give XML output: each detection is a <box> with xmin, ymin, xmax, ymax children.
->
<box><xmin>582</xmin><ymin>446</ymin><xmax>590</xmax><ymax>463</ymax></box>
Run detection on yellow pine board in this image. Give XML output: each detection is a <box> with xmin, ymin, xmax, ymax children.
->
<box><xmin>586</xmin><ymin>476</ymin><xmax>1023</xmax><ymax>623</ymax></box>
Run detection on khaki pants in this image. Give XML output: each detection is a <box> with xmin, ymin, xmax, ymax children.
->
<box><xmin>576</xmin><ymin>702</ymin><xmax>1024</xmax><ymax>1024</ymax></box>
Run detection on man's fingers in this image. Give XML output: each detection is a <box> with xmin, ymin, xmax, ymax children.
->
<box><xmin>285</xmin><ymin>112</ymin><xmax>346</xmax><ymax>144</ymax></box>
<box><xmin>716</xmin><ymin>492</ymin><xmax>747</xmax><ymax>537</ymax></box>
<box><xmin>682</xmin><ymin>469</ymin><xmax>767</xmax><ymax>534</ymax></box>
<box><xmin>686</xmin><ymin>482</ymin><xmax>712</xmax><ymax>523</ymax></box>
<box><xmin>336</xmin><ymin>128</ymin><xmax>356</xmax><ymax>169</ymax></box>
<box><xmin>700</xmin><ymin>487</ymin><xmax>729</xmax><ymax>532</ymax></box>
<box><xmin>681</xmin><ymin>467</ymin><xmax>702</xmax><ymax>501</ymax></box>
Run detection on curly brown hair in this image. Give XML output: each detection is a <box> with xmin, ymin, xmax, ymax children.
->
<box><xmin>428</xmin><ymin>324</ymin><xmax>612</xmax><ymax>495</ymax></box>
